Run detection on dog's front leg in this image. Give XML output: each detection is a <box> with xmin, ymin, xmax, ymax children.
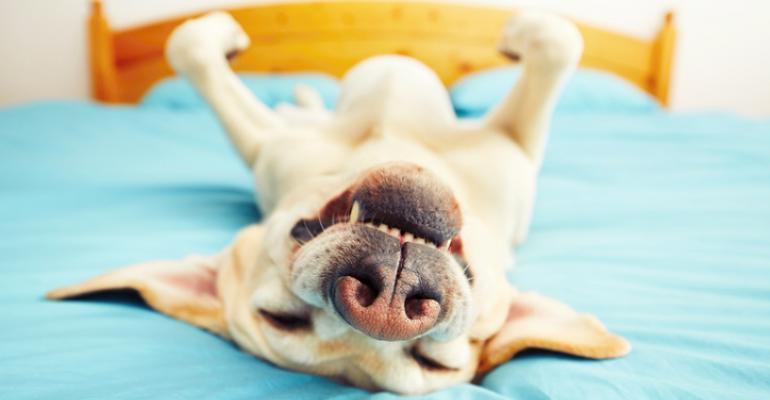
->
<box><xmin>166</xmin><ymin>12</ymin><xmax>283</xmax><ymax>166</ymax></box>
<box><xmin>485</xmin><ymin>12</ymin><xmax>583</xmax><ymax>166</ymax></box>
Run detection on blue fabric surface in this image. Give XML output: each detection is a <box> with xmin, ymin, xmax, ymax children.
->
<box><xmin>450</xmin><ymin>67</ymin><xmax>660</xmax><ymax>117</ymax></box>
<box><xmin>1</xmin><ymin>98</ymin><xmax>770</xmax><ymax>399</ymax></box>
<box><xmin>141</xmin><ymin>73</ymin><xmax>340</xmax><ymax>110</ymax></box>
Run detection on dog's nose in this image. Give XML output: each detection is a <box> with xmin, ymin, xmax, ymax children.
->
<box><xmin>331</xmin><ymin>241</ymin><xmax>446</xmax><ymax>341</ymax></box>
<box><xmin>333</xmin><ymin>276</ymin><xmax>440</xmax><ymax>341</ymax></box>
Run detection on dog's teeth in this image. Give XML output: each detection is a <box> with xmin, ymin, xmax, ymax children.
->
<box><xmin>404</xmin><ymin>233</ymin><xmax>415</xmax><ymax>242</ymax></box>
<box><xmin>414</xmin><ymin>237</ymin><xmax>426</xmax><ymax>245</ymax></box>
<box><xmin>377</xmin><ymin>224</ymin><xmax>389</xmax><ymax>233</ymax></box>
<box><xmin>442</xmin><ymin>239</ymin><xmax>451</xmax><ymax>250</ymax></box>
<box><xmin>390</xmin><ymin>227</ymin><xmax>401</xmax><ymax>237</ymax></box>
<box><xmin>349</xmin><ymin>201</ymin><xmax>360</xmax><ymax>223</ymax></box>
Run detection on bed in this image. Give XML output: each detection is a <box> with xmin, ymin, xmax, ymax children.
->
<box><xmin>3</xmin><ymin>1</ymin><xmax>770</xmax><ymax>399</ymax></box>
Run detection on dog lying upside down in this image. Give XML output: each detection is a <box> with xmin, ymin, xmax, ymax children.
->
<box><xmin>48</xmin><ymin>10</ymin><xmax>629</xmax><ymax>394</ymax></box>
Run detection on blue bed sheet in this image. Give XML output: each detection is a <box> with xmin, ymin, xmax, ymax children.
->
<box><xmin>1</xmin><ymin>101</ymin><xmax>769</xmax><ymax>399</ymax></box>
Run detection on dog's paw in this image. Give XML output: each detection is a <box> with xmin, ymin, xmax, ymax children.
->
<box><xmin>165</xmin><ymin>12</ymin><xmax>250</xmax><ymax>74</ymax></box>
<box><xmin>498</xmin><ymin>11</ymin><xmax>583</xmax><ymax>69</ymax></box>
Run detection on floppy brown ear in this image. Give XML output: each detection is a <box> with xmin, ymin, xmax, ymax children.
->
<box><xmin>47</xmin><ymin>255</ymin><xmax>227</xmax><ymax>336</ymax></box>
<box><xmin>478</xmin><ymin>291</ymin><xmax>630</xmax><ymax>374</ymax></box>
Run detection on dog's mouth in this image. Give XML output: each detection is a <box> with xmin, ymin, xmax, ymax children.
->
<box><xmin>288</xmin><ymin>163</ymin><xmax>472</xmax><ymax>341</ymax></box>
<box><xmin>290</xmin><ymin>198</ymin><xmax>458</xmax><ymax>251</ymax></box>
<box><xmin>290</xmin><ymin>163</ymin><xmax>463</xmax><ymax>250</ymax></box>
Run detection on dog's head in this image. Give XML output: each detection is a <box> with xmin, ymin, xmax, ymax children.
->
<box><xmin>288</xmin><ymin>163</ymin><xmax>470</xmax><ymax>341</ymax></box>
<box><xmin>49</xmin><ymin>161</ymin><xmax>629</xmax><ymax>394</ymax></box>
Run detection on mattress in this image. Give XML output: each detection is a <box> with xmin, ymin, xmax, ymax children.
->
<box><xmin>2</xmin><ymin>71</ymin><xmax>770</xmax><ymax>399</ymax></box>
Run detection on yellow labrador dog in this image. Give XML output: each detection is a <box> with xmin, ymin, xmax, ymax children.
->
<box><xmin>49</xmin><ymin>10</ymin><xmax>629</xmax><ymax>394</ymax></box>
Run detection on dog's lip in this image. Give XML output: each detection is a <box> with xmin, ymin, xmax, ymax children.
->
<box><xmin>291</xmin><ymin>195</ymin><xmax>455</xmax><ymax>248</ymax></box>
<box><xmin>351</xmin><ymin>204</ymin><xmax>450</xmax><ymax>247</ymax></box>
<box><xmin>290</xmin><ymin>216</ymin><xmax>452</xmax><ymax>251</ymax></box>
<box><xmin>299</xmin><ymin>164</ymin><xmax>463</xmax><ymax>246</ymax></box>
<box><xmin>354</xmin><ymin>218</ymin><xmax>449</xmax><ymax>249</ymax></box>
<box><xmin>289</xmin><ymin>165</ymin><xmax>468</xmax><ymax>282</ymax></box>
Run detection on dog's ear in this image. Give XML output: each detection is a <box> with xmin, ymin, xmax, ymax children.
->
<box><xmin>47</xmin><ymin>255</ymin><xmax>227</xmax><ymax>336</ymax></box>
<box><xmin>477</xmin><ymin>291</ymin><xmax>630</xmax><ymax>374</ymax></box>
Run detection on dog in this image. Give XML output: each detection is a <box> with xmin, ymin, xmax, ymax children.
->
<box><xmin>48</xmin><ymin>10</ymin><xmax>629</xmax><ymax>394</ymax></box>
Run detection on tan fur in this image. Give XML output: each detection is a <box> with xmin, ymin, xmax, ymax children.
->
<box><xmin>48</xmin><ymin>11</ymin><xmax>629</xmax><ymax>395</ymax></box>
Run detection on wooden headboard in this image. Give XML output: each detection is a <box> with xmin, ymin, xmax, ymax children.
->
<box><xmin>89</xmin><ymin>0</ymin><xmax>676</xmax><ymax>105</ymax></box>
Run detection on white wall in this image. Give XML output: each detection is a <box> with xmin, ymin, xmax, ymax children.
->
<box><xmin>1</xmin><ymin>0</ymin><xmax>769</xmax><ymax>118</ymax></box>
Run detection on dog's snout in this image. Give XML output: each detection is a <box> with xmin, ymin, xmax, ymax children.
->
<box><xmin>330</xmin><ymin>235</ymin><xmax>452</xmax><ymax>341</ymax></box>
<box><xmin>293</xmin><ymin>162</ymin><xmax>470</xmax><ymax>342</ymax></box>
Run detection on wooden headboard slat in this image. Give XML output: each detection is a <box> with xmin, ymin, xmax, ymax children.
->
<box><xmin>90</xmin><ymin>0</ymin><xmax>675</xmax><ymax>105</ymax></box>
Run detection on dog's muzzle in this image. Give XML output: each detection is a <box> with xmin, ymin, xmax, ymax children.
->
<box><xmin>291</xmin><ymin>163</ymin><xmax>466</xmax><ymax>341</ymax></box>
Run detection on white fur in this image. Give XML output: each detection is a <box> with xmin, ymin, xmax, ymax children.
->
<box><xmin>165</xmin><ymin>10</ymin><xmax>583</xmax><ymax>394</ymax></box>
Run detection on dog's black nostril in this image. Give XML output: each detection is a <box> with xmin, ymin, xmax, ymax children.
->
<box><xmin>333</xmin><ymin>275</ymin><xmax>379</xmax><ymax>316</ymax></box>
<box><xmin>404</xmin><ymin>295</ymin><xmax>441</xmax><ymax>320</ymax></box>
<box><xmin>350</xmin><ymin>276</ymin><xmax>377</xmax><ymax>307</ymax></box>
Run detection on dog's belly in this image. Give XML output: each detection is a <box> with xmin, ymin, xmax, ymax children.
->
<box><xmin>336</xmin><ymin>55</ymin><xmax>456</xmax><ymax>138</ymax></box>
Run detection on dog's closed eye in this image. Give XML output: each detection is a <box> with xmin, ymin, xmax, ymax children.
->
<box><xmin>259</xmin><ymin>309</ymin><xmax>312</xmax><ymax>332</ymax></box>
<box><xmin>409</xmin><ymin>347</ymin><xmax>458</xmax><ymax>372</ymax></box>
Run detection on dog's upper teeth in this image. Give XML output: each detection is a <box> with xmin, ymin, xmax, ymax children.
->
<box><xmin>349</xmin><ymin>201</ymin><xmax>361</xmax><ymax>223</ymax></box>
<box><xmin>363</xmin><ymin>220</ymin><xmax>434</xmax><ymax>247</ymax></box>
<box><xmin>363</xmin><ymin>222</ymin><xmax>443</xmax><ymax>249</ymax></box>
<box><xmin>442</xmin><ymin>239</ymin><xmax>451</xmax><ymax>250</ymax></box>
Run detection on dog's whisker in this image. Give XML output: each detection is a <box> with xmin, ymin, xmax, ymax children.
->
<box><xmin>302</xmin><ymin>220</ymin><xmax>317</xmax><ymax>240</ymax></box>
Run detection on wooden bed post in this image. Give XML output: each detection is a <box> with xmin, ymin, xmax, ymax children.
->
<box><xmin>89</xmin><ymin>0</ymin><xmax>119</xmax><ymax>102</ymax></box>
<box><xmin>652</xmin><ymin>11</ymin><xmax>676</xmax><ymax>107</ymax></box>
